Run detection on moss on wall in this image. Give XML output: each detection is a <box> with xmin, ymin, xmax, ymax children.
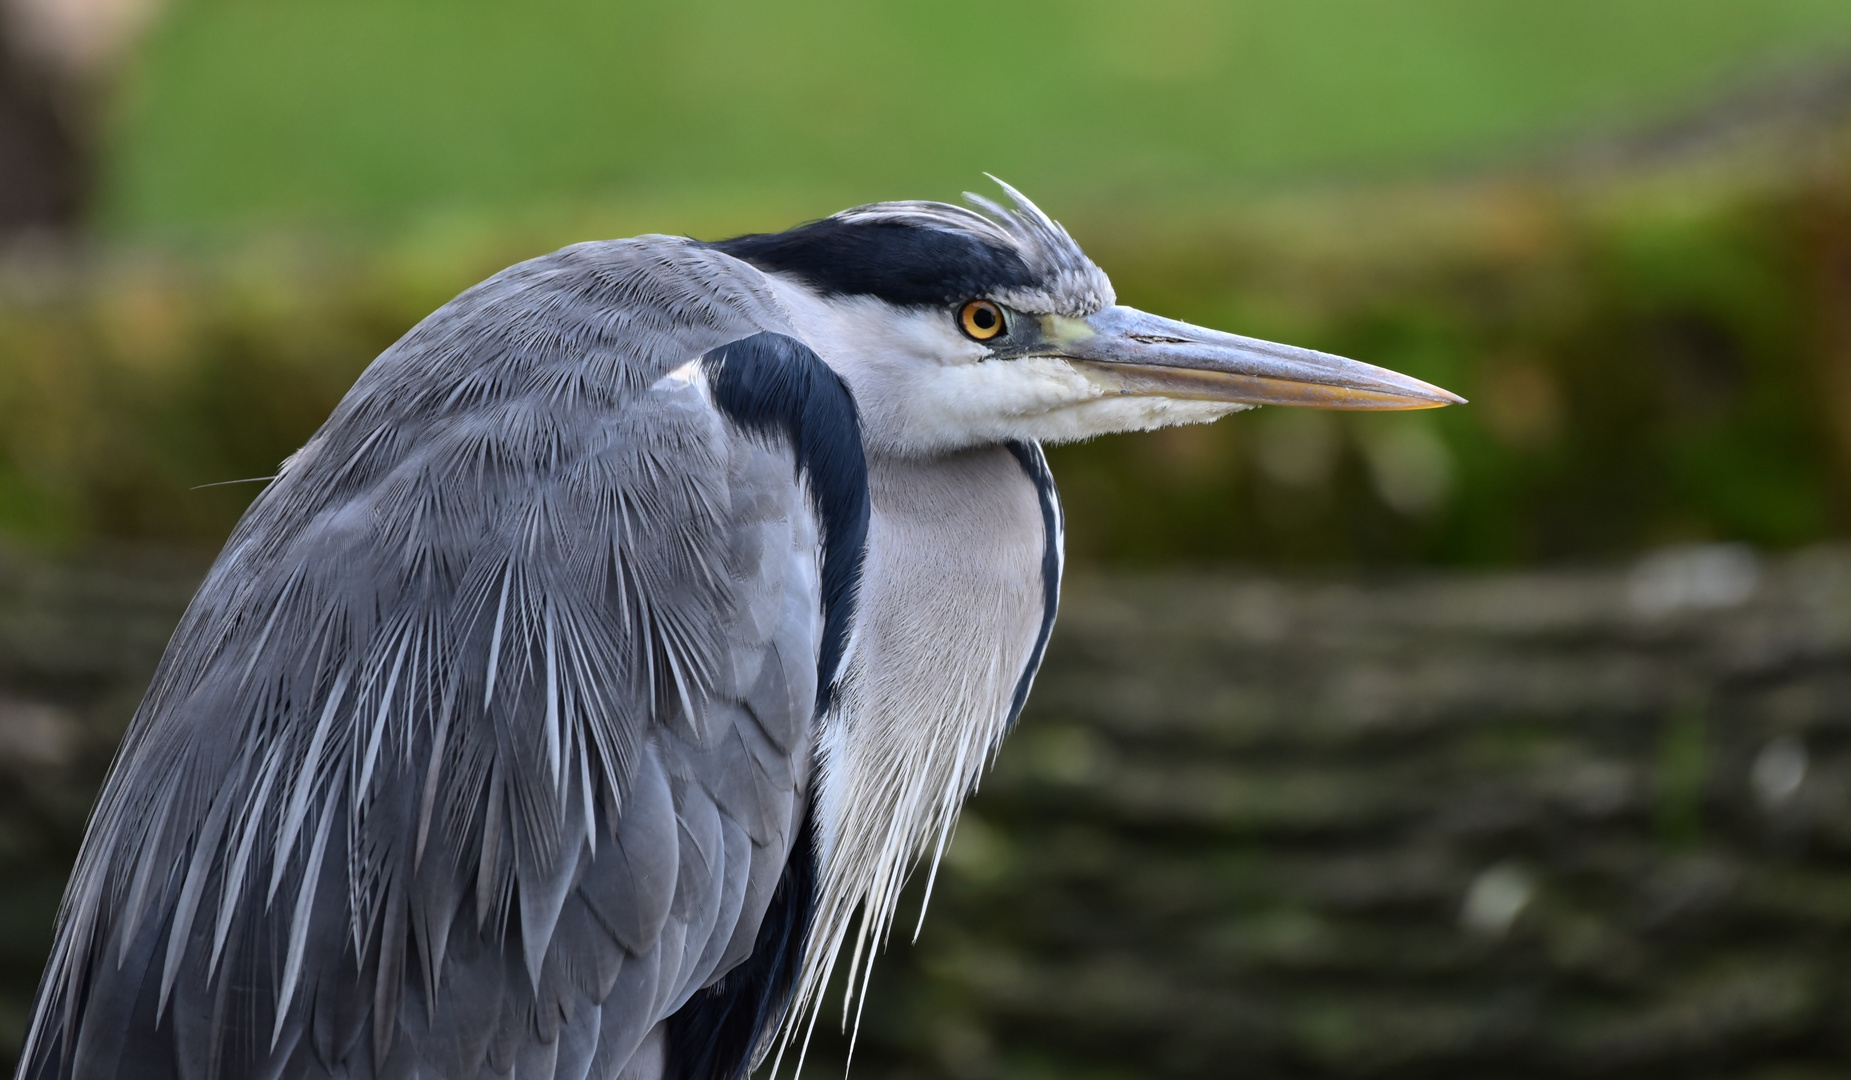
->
<box><xmin>3</xmin><ymin>161</ymin><xmax>1851</xmax><ymax>566</ymax></box>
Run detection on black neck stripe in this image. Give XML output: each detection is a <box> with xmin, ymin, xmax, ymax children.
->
<box><xmin>703</xmin><ymin>331</ymin><xmax>869</xmax><ymax>717</ymax></box>
<box><xmin>1003</xmin><ymin>439</ymin><xmax>1062</xmax><ymax>734</ymax></box>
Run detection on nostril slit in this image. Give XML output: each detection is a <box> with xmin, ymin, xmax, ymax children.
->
<box><xmin>1128</xmin><ymin>334</ymin><xmax>1190</xmax><ymax>344</ymax></box>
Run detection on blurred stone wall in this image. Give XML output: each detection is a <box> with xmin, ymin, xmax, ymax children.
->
<box><xmin>816</xmin><ymin>546</ymin><xmax>1851</xmax><ymax>1078</ymax></box>
<box><xmin>1</xmin><ymin>546</ymin><xmax>1850</xmax><ymax>1076</ymax></box>
<box><xmin>0</xmin><ymin>545</ymin><xmax>200</xmax><ymax>1053</ymax></box>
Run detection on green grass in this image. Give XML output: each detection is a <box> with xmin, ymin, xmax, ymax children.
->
<box><xmin>104</xmin><ymin>0</ymin><xmax>1851</xmax><ymax>236</ymax></box>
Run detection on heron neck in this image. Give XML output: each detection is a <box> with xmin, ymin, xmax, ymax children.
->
<box><xmin>791</xmin><ymin>442</ymin><xmax>1049</xmax><ymax>1028</ymax></box>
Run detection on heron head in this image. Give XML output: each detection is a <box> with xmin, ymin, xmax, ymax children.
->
<box><xmin>715</xmin><ymin>180</ymin><xmax>1462</xmax><ymax>457</ymax></box>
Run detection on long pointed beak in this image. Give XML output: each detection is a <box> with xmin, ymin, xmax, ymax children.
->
<box><xmin>1048</xmin><ymin>306</ymin><xmax>1465</xmax><ymax>410</ymax></box>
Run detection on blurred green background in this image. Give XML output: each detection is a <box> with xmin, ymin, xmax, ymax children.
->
<box><xmin>102</xmin><ymin>0</ymin><xmax>1851</xmax><ymax>231</ymax></box>
<box><xmin>6</xmin><ymin>0</ymin><xmax>1851</xmax><ymax>568</ymax></box>
<box><xmin>9</xmin><ymin>2</ymin><xmax>1851</xmax><ymax>1078</ymax></box>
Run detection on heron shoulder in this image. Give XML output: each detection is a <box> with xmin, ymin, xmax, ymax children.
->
<box><xmin>19</xmin><ymin>236</ymin><xmax>855</xmax><ymax>1080</ymax></box>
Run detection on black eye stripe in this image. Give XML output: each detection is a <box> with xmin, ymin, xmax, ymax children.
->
<box><xmin>712</xmin><ymin>219</ymin><xmax>1035</xmax><ymax>306</ymax></box>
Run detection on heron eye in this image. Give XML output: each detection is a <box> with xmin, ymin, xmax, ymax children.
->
<box><xmin>958</xmin><ymin>300</ymin><xmax>1005</xmax><ymax>341</ymax></box>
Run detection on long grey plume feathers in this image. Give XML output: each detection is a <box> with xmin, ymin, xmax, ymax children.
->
<box><xmin>22</xmin><ymin>237</ymin><xmax>823</xmax><ymax>1080</ymax></box>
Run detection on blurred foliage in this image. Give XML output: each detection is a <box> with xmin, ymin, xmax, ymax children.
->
<box><xmin>1055</xmin><ymin>164</ymin><xmax>1851</xmax><ymax>567</ymax></box>
<box><xmin>102</xmin><ymin>0</ymin><xmax>1851</xmax><ymax>234</ymax></box>
<box><xmin>3</xmin><ymin>154</ymin><xmax>1851</xmax><ymax>567</ymax></box>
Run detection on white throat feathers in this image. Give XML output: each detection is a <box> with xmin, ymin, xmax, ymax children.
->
<box><xmin>778</xmin><ymin>447</ymin><xmax>1050</xmax><ymax>1066</ymax></box>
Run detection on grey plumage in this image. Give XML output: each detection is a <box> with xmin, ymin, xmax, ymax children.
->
<box><xmin>25</xmin><ymin>239</ymin><xmax>829</xmax><ymax>1080</ymax></box>
<box><xmin>20</xmin><ymin>184</ymin><xmax>1460</xmax><ymax>1080</ymax></box>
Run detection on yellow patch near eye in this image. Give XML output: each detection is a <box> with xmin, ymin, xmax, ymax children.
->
<box><xmin>959</xmin><ymin>300</ymin><xmax>1004</xmax><ymax>341</ymax></box>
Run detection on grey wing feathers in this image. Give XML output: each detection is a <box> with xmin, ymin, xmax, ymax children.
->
<box><xmin>21</xmin><ymin>238</ymin><xmax>826</xmax><ymax>1080</ymax></box>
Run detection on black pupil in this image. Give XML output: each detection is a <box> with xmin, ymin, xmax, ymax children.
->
<box><xmin>972</xmin><ymin>306</ymin><xmax>997</xmax><ymax>330</ymax></box>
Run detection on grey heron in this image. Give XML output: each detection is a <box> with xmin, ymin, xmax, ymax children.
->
<box><xmin>20</xmin><ymin>183</ymin><xmax>1459</xmax><ymax>1080</ymax></box>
